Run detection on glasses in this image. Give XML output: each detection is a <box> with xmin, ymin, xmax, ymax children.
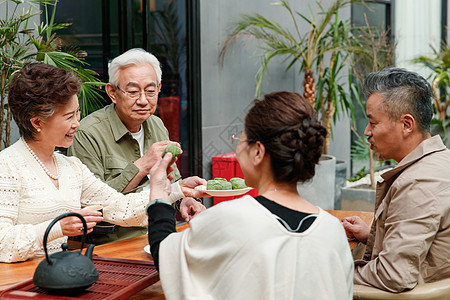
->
<box><xmin>231</xmin><ymin>131</ymin><xmax>242</xmax><ymax>150</ymax></box>
<box><xmin>116</xmin><ymin>86</ymin><xmax>158</xmax><ymax>100</ymax></box>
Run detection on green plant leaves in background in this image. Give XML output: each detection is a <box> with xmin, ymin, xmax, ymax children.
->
<box><xmin>0</xmin><ymin>0</ymin><xmax>105</xmax><ymax>148</ymax></box>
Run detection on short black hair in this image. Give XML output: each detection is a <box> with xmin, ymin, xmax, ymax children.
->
<box><xmin>363</xmin><ymin>67</ymin><xmax>433</xmax><ymax>134</ymax></box>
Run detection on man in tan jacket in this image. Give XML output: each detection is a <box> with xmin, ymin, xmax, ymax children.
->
<box><xmin>342</xmin><ymin>67</ymin><xmax>450</xmax><ymax>292</ymax></box>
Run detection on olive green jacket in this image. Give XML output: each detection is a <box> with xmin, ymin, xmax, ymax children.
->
<box><xmin>68</xmin><ymin>104</ymin><xmax>181</xmax><ymax>192</ymax></box>
<box><xmin>68</xmin><ymin>104</ymin><xmax>181</xmax><ymax>244</ymax></box>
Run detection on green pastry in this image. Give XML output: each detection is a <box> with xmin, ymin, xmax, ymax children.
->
<box><xmin>162</xmin><ymin>144</ymin><xmax>182</xmax><ymax>158</ymax></box>
<box><xmin>230</xmin><ymin>177</ymin><xmax>247</xmax><ymax>189</ymax></box>
<box><xmin>219</xmin><ymin>181</ymin><xmax>233</xmax><ymax>190</ymax></box>
<box><xmin>207</xmin><ymin>180</ymin><xmax>222</xmax><ymax>190</ymax></box>
<box><xmin>207</xmin><ymin>179</ymin><xmax>233</xmax><ymax>190</ymax></box>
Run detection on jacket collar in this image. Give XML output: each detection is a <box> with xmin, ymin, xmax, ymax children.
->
<box><xmin>106</xmin><ymin>104</ymin><xmax>153</xmax><ymax>142</ymax></box>
<box><xmin>381</xmin><ymin>135</ymin><xmax>446</xmax><ymax>181</ymax></box>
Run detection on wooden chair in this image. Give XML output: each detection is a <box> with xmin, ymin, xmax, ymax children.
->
<box><xmin>353</xmin><ymin>278</ymin><xmax>450</xmax><ymax>299</ymax></box>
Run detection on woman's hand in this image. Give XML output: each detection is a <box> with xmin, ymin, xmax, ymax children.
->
<box><xmin>180</xmin><ymin>197</ymin><xmax>206</xmax><ymax>222</ymax></box>
<box><xmin>179</xmin><ymin>176</ymin><xmax>208</xmax><ymax>198</ymax></box>
<box><xmin>59</xmin><ymin>210</ymin><xmax>103</xmax><ymax>236</ymax></box>
<box><xmin>149</xmin><ymin>152</ymin><xmax>174</xmax><ymax>201</ymax></box>
<box><xmin>149</xmin><ymin>152</ymin><xmax>208</xmax><ymax>200</ymax></box>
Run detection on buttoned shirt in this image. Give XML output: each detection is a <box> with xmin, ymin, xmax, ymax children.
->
<box><xmin>354</xmin><ymin>135</ymin><xmax>450</xmax><ymax>292</ymax></box>
<box><xmin>68</xmin><ymin>104</ymin><xmax>181</xmax><ymax>193</ymax></box>
<box><xmin>67</xmin><ymin>104</ymin><xmax>181</xmax><ymax>244</ymax></box>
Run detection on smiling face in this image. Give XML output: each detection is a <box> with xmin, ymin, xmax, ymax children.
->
<box><xmin>107</xmin><ymin>63</ymin><xmax>161</xmax><ymax>133</ymax></box>
<box><xmin>39</xmin><ymin>94</ymin><xmax>81</xmax><ymax>148</ymax></box>
<box><xmin>364</xmin><ymin>93</ymin><xmax>405</xmax><ymax>162</ymax></box>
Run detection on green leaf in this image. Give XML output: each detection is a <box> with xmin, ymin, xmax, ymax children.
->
<box><xmin>348</xmin><ymin>166</ymin><xmax>366</xmax><ymax>182</ymax></box>
<box><xmin>351</xmin><ymin>138</ymin><xmax>370</xmax><ymax>162</ymax></box>
<box><xmin>0</xmin><ymin>0</ymin><xmax>106</xmax><ymax>149</ymax></box>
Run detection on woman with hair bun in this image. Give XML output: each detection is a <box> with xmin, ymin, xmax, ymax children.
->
<box><xmin>148</xmin><ymin>91</ymin><xmax>354</xmax><ymax>299</ymax></box>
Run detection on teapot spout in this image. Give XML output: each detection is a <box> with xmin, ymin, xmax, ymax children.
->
<box><xmin>85</xmin><ymin>244</ymin><xmax>95</xmax><ymax>260</ymax></box>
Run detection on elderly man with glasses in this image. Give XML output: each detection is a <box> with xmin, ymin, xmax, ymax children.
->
<box><xmin>68</xmin><ymin>48</ymin><xmax>205</xmax><ymax>244</ymax></box>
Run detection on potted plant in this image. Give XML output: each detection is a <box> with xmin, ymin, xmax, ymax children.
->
<box><xmin>220</xmin><ymin>0</ymin><xmax>356</xmax><ymax>151</ymax></box>
<box><xmin>0</xmin><ymin>0</ymin><xmax>105</xmax><ymax>149</ymax></box>
<box><xmin>339</xmin><ymin>19</ymin><xmax>396</xmax><ymax>211</ymax></box>
<box><xmin>219</xmin><ymin>0</ymin><xmax>362</xmax><ymax>209</ymax></box>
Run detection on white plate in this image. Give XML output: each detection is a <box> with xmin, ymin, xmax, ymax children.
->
<box><xmin>144</xmin><ymin>245</ymin><xmax>151</xmax><ymax>255</ymax></box>
<box><xmin>195</xmin><ymin>185</ymin><xmax>253</xmax><ymax>197</ymax></box>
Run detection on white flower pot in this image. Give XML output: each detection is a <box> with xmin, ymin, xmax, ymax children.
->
<box><xmin>340</xmin><ymin>184</ymin><xmax>376</xmax><ymax>211</ymax></box>
<box><xmin>297</xmin><ymin>155</ymin><xmax>336</xmax><ymax>210</ymax></box>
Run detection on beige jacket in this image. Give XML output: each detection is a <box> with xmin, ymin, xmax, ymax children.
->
<box><xmin>354</xmin><ymin>135</ymin><xmax>450</xmax><ymax>292</ymax></box>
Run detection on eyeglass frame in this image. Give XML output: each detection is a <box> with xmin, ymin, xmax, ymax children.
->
<box><xmin>116</xmin><ymin>85</ymin><xmax>159</xmax><ymax>100</ymax></box>
<box><xmin>231</xmin><ymin>133</ymin><xmax>240</xmax><ymax>150</ymax></box>
<box><xmin>232</xmin><ymin>130</ymin><xmax>259</xmax><ymax>151</ymax></box>
<box><xmin>231</xmin><ymin>131</ymin><xmax>247</xmax><ymax>150</ymax></box>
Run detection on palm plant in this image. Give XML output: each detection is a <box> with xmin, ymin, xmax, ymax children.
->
<box><xmin>0</xmin><ymin>0</ymin><xmax>105</xmax><ymax>149</ymax></box>
<box><xmin>315</xmin><ymin>15</ymin><xmax>357</xmax><ymax>153</ymax></box>
<box><xmin>297</xmin><ymin>0</ymin><xmax>354</xmax><ymax>106</ymax></box>
<box><xmin>220</xmin><ymin>0</ymin><xmax>357</xmax><ymax>154</ymax></box>
<box><xmin>413</xmin><ymin>44</ymin><xmax>450</xmax><ymax>133</ymax></box>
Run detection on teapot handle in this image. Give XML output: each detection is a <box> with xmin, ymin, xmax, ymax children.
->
<box><xmin>43</xmin><ymin>212</ymin><xmax>88</xmax><ymax>264</ymax></box>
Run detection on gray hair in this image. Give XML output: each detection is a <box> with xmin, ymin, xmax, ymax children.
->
<box><xmin>108</xmin><ymin>48</ymin><xmax>162</xmax><ymax>86</ymax></box>
<box><xmin>363</xmin><ymin>67</ymin><xmax>433</xmax><ymax>134</ymax></box>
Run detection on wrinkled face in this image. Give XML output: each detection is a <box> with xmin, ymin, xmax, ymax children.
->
<box><xmin>110</xmin><ymin>63</ymin><xmax>161</xmax><ymax>132</ymax></box>
<box><xmin>40</xmin><ymin>94</ymin><xmax>80</xmax><ymax>148</ymax></box>
<box><xmin>364</xmin><ymin>93</ymin><xmax>404</xmax><ymax>162</ymax></box>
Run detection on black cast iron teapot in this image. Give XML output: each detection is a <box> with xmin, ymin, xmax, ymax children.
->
<box><xmin>33</xmin><ymin>212</ymin><xmax>99</xmax><ymax>294</ymax></box>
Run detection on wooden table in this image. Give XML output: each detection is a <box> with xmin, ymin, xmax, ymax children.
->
<box><xmin>0</xmin><ymin>211</ymin><xmax>373</xmax><ymax>299</ymax></box>
<box><xmin>0</xmin><ymin>223</ymin><xmax>190</xmax><ymax>299</ymax></box>
<box><xmin>328</xmin><ymin>210</ymin><xmax>374</xmax><ymax>250</ymax></box>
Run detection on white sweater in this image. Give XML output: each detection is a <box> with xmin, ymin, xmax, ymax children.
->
<box><xmin>159</xmin><ymin>196</ymin><xmax>354</xmax><ymax>300</ymax></box>
<box><xmin>0</xmin><ymin>139</ymin><xmax>182</xmax><ymax>263</ymax></box>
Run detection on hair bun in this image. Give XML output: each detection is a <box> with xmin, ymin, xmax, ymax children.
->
<box><xmin>244</xmin><ymin>91</ymin><xmax>327</xmax><ymax>184</ymax></box>
<box><xmin>292</xmin><ymin>118</ymin><xmax>327</xmax><ymax>182</ymax></box>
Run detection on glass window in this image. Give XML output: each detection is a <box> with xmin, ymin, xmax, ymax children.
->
<box><xmin>53</xmin><ymin>0</ymin><xmax>191</xmax><ymax>177</ymax></box>
<box><xmin>352</xmin><ymin>2</ymin><xmax>390</xmax><ymax>29</ymax></box>
<box><xmin>350</xmin><ymin>1</ymin><xmax>392</xmax><ymax>176</ymax></box>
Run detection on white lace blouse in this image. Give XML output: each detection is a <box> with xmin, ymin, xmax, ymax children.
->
<box><xmin>0</xmin><ymin>139</ymin><xmax>182</xmax><ymax>262</ymax></box>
